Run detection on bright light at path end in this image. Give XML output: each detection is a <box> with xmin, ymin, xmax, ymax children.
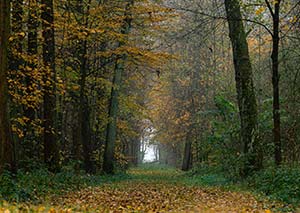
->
<box><xmin>143</xmin><ymin>145</ymin><xmax>156</xmax><ymax>162</ymax></box>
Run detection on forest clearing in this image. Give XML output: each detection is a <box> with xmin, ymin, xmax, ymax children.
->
<box><xmin>1</xmin><ymin>0</ymin><xmax>300</xmax><ymax>212</ymax></box>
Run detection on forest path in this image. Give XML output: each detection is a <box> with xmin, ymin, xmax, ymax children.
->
<box><xmin>53</xmin><ymin>166</ymin><xmax>274</xmax><ymax>213</ymax></box>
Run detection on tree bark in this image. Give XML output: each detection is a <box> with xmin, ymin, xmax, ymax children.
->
<box><xmin>74</xmin><ymin>0</ymin><xmax>94</xmax><ymax>174</ymax></box>
<box><xmin>182</xmin><ymin>135</ymin><xmax>192</xmax><ymax>171</ymax></box>
<box><xmin>269</xmin><ymin>0</ymin><xmax>282</xmax><ymax>165</ymax></box>
<box><xmin>41</xmin><ymin>0</ymin><xmax>60</xmax><ymax>172</ymax></box>
<box><xmin>79</xmin><ymin>38</ymin><xmax>94</xmax><ymax>173</ymax></box>
<box><xmin>26</xmin><ymin>0</ymin><xmax>38</xmax><ymax>122</ymax></box>
<box><xmin>103</xmin><ymin>0</ymin><xmax>133</xmax><ymax>174</ymax></box>
<box><xmin>225</xmin><ymin>0</ymin><xmax>261</xmax><ymax>176</ymax></box>
<box><xmin>103</xmin><ymin>56</ymin><xmax>125</xmax><ymax>174</ymax></box>
<box><xmin>11</xmin><ymin>0</ymin><xmax>23</xmax><ymax>71</ymax></box>
<box><xmin>10</xmin><ymin>0</ymin><xmax>24</xmax><ymax>167</ymax></box>
<box><xmin>0</xmin><ymin>0</ymin><xmax>16</xmax><ymax>174</ymax></box>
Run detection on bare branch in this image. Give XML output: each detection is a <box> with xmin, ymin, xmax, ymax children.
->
<box><xmin>170</xmin><ymin>7</ymin><xmax>273</xmax><ymax>36</ymax></box>
<box><xmin>265</xmin><ymin>0</ymin><xmax>275</xmax><ymax>18</ymax></box>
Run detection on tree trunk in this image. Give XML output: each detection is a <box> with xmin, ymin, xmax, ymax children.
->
<box><xmin>270</xmin><ymin>0</ymin><xmax>282</xmax><ymax>165</ymax></box>
<box><xmin>103</xmin><ymin>56</ymin><xmax>125</xmax><ymax>174</ymax></box>
<box><xmin>11</xmin><ymin>0</ymin><xmax>23</xmax><ymax>71</ymax></box>
<box><xmin>41</xmin><ymin>0</ymin><xmax>60</xmax><ymax>172</ymax></box>
<box><xmin>74</xmin><ymin>0</ymin><xmax>94</xmax><ymax>174</ymax></box>
<box><xmin>132</xmin><ymin>137</ymin><xmax>140</xmax><ymax>166</ymax></box>
<box><xmin>26</xmin><ymin>0</ymin><xmax>38</xmax><ymax>122</ymax></box>
<box><xmin>103</xmin><ymin>0</ymin><xmax>133</xmax><ymax>174</ymax></box>
<box><xmin>0</xmin><ymin>0</ymin><xmax>16</xmax><ymax>174</ymax></box>
<box><xmin>10</xmin><ymin>0</ymin><xmax>24</xmax><ymax>167</ymax></box>
<box><xmin>79</xmin><ymin>39</ymin><xmax>94</xmax><ymax>174</ymax></box>
<box><xmin>225</xmin><ymin>0</ymin><xmax>261</xmax><ymax>176</ymax></box>
<box><xmin>182</xmin><ymin>69</ymin><xmax>198</xmax><ymax>171</ymax></box>
<box><xmin>72</xmin><ymin>110</ymin><xmax>81</xmax><ymax>173</ymax></box>
<box><xmin>182</xmin><ymin>135</ymin><xmax>192</xmax><ymax>171</ymax></box>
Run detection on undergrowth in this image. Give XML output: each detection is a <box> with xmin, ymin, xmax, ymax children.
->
<box><xmin>0</xmin><ymin>167</ymin><xmax>129</xmax><ymax>203</ymax></box>
<box><xmin>249</xmin><ymin>166</ymin><xmax>300</xmax><ymax>206</ymax></box>
<box><xmin>186</xmin><ymin>164</ymin><xmax>300</xmax><ymax>211</ymax></box>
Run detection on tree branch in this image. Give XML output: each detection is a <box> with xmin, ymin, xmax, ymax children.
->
<box><xmin>265</xmin><ymin>0</ymin><xmax>275</xmax><ymax>18</ymax></box>
<box><xmin>170</xmin><ymin>7</ymin><xmax>273</xmax><ymax>36</ymax></box>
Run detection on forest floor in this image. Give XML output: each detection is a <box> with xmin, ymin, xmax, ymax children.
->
<box><xmin>0</xmin><ymin>165</ymin><xmax>292</xmax><ymax>212</ymax></box>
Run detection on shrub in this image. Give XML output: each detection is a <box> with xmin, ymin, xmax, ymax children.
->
<box><xmin>249</xmin><ymin>166</ymin><xmax>300</xmax><ymax>205</ymax></box>
<box><xmin>0</xmin><ymin>170</ymin><xmax>17</xmax><ymax>201</ymax></box>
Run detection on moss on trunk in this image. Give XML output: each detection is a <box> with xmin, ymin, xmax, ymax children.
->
<box><xmin>225</xmin><ymin>0</ymin><xmax>261</xmax><ymax>176</ymax></box>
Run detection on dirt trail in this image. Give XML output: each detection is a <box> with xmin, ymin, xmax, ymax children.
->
<box><xmin>54</xmin><ymin>167</ymin><xmax>276</xmax><ymax>212</ymax></box>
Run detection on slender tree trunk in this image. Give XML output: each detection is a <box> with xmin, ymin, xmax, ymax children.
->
<box><xmin>10</xmin><ymin>0</ymin><xmax>24</xmax><ymax>167</ymax></box>
<box><xmin>41</xmin><ymin>0</ymin><xmax>59</xmax><ymax>172</ymax></box>
<box><xmin>0</xmin><ymin>0</ymin><xmax>16</xmax><ymax>174</ymax></box>
<box><xmin>25</xmin><ymin>0</ymin><xmax>38</xmax><ymax>160</ymax></box>
<box><xmin>182</xmin><ymin>67</ymin><xmax>199</xmax><ymax>171</ymax></box>
<box><xmin>103</xmin><ymin>0</ymin><xmax>133</xmax><ymax>174</ymax></box>
<box><xmin>270</xmin><ymin>0</ymin><xmax>282</xmax><ymax>165</ymax></box>
<box><xmin>225</xmin><ymin>0</ymin><xmax>261</xmax><ymax>176</ymax></box>
<box><xmin>182</xmin><ymin>135</ymin><xmax>192</xmax><ymax>171</ymax></box>
<box><xmin>72</xmin><ymin>110</ymin><xmax>81</xmax><ymax>173</ymax></box>
<box><xmin>133</xmin><ymin>138</ymin><xmax>140</xmax><ymax>166</ymax></box>
<box><xmin>74</xmin><ymin>0</ymin><xmax>94</xmax><ymax>174</ymax></box>
<box><xmin>79</xmin><ymin>39</ymin><xmax>94</xmax><ymax>173</ymax></box>
<box><xmin>26</xmin><ymin>0</ymin><xmax>38</xmax><ymax>121</ymax></box>
<box><xmin>11</xmin><ymin>0</ymin><xmax>23</xmax><ymax>71</ymax></box>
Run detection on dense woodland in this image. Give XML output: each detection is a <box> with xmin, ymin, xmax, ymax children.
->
<box><xmin>1</xmin><ymin>0</ymin><xmax>300</xmax><ymax>211</ymax></box>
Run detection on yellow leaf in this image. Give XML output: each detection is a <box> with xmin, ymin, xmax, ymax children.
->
<box><xmin>72</xmin><ymin>85</ymin><xmax>80</xmax><ymax>91</ymax></box>
<box><xmin>48</xmin><ymin>208</ymin><xmax>56</xmax><ymax>213</ymax></box>
<box><xmin>18</xmin><ymin>32</ymin><xmax>26</xmax><ymax>37</ymax></box>
<box><xmin>255</xmin><ymin>7</ymin><xmax>265</xmax><ymax>15</ymax></box>
<box><xmin>38</xmin><ymin>206</ymin><xmax>46</xmax><ymax>212</ymax></box>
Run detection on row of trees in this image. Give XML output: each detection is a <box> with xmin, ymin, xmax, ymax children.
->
<box><xmin>151</xmin><ymin>0</ymin><xmax>300</xmax><ymax>177</ymax></box>
<box><xmin>1</xmin><ymin>0</ymin><xmax>300</xmax><ymax>178</ymax></box>
<box><xmin>0</xmin><ymin>0</ymin><xmax>172</xmax><ymax>175</ymax></box>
